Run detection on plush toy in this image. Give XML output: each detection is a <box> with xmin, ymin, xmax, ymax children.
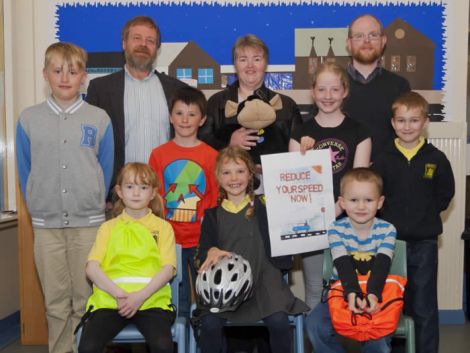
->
<box><xmin>219</xmin><ymin>89</ymin><xmax>285</xmax><ymax>164</ymax></box>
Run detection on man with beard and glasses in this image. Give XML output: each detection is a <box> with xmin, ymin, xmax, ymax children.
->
<box><xmin>86</xmin><ymin>16</ymin><xmax>186</xmax><ymax>193</ymax></box>
<box><xmin>343</xmin><ymin>14</ymin><xmax>410</xmax><ymax>161</ymax></box>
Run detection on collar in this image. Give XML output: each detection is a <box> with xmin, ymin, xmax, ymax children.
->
<box><xmin>47</xmin><ymin>95</ymin><xmax>84</xmax><ymax>115</ymax></box>
<box><xmin>119</xmin><ymin>209</ymin><xmax>153</xmax><ymax>223</ymax></box>
<box><xmin>124</xmin><ymin>65</ymin><xmax>155</xmax><ymax>82</ymax></box>
<box><xmin>394</xmin><ymin>136</ymin><xmax>425</xmax><ymax>161</ymax></box>
<box><xmin>228</xmin><ymin>80</ymin><xmax>271</xmax><ymax>102</ymax></box>
<box><xmin>347</xmin><ymin>62</ymin><xmax>382</xmax><ymax>84</ymax></box>
<box><xmin>221</xmin><ymin>195</ymin><xmax>251</xmax><ymax>213</ymax></box>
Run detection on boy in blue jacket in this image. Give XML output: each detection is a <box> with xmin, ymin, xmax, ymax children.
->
<box><xmin>373</xmin><ymin>91</ymin><xmax>455</xmax><ymax>353</ymax></box>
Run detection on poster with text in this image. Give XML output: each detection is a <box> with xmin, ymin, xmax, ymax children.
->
<box><xmin>261</xmin><ymin>150</ymin><xmax>335</xmax><ymax>256</ymax></box>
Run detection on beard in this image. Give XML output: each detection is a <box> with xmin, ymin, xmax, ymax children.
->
<box><xmin>125</xmin><ymin>46</ymin><xmax>156</xmax><ymax>72</ymax></box>
<box><xmin>351</xmin><ymin>45</ymin><xmax>383</xmax><ymax>65</ymax></box>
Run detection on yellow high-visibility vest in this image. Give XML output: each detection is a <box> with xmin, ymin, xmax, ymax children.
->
<box><xmin>86</xmin><ymin>220</ymin><xmax>172</xmax><ymax>311</ymax></box>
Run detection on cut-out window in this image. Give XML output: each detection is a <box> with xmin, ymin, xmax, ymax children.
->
<box><xmin>391</xmin><ymin>56</ymin><xmax>401</xmax><ymax>72</ymax></box>
<box><xmin>198</xmin><ymin>68</ymin><xmax>214</xmax><ymax>84</ymax></box>
<box><xmin>176</xmin><ymin>68</ymin><xmax>192</xmax><ymax>80</ymax></box>
<box><xmin>407</xmin><ymin>56</ymin><xmax>417</xmax><ymax>72</ymax></box>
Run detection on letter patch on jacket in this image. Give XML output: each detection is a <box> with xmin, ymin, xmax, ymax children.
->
<box><xmin>424</xmin><ymin>163</ymin><xmax>437</xmax><ymax>179</ymax></box>
<box><xmin>81</xmin><ymin>124</ymin><xmax>97</xmax><ymax>147</ymax></box>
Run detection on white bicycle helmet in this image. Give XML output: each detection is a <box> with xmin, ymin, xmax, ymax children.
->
<box><xmin>196</xmin><ymin>253</ymin><xmax>253</xmax><ymax>313</ymax></box>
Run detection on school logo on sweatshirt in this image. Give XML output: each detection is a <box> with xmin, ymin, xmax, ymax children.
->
<box><xmin>424</xmin><ymin>163</ymin><xmax>437</xmax><ymax>179</ymax></box>
<box><xmin>80</xmin><ymin>124</ymin><xmax>97</xmax><ymax>148</ymax></box>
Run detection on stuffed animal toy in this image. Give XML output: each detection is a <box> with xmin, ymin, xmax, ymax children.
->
<box><xmin>218</xmin><ymin>89</ymin><xmax>285</xmax><ymax>164</ymax></box>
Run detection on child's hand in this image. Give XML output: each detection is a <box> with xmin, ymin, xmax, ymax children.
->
<box><xmin>114</xmin><ymin>288</ymin><xmax>128</xmax><ymax>309</ymax></box>
<box><xmin>116</xmin><ymin>294</ymin><xmax>128</xmax><ymax>312</ymax></box>
<box><xmin>300</xmin><ymin>136</ymin><xmax>315</xmax><ymax>154</ymax></box>
<box><xmin>117</xmin><ymin>291</ymin><xmax>146</xmax><ymax>318</ymax></box>
<box><xmin>199</xmin><ymin>247</ymin><xmax>232</xmax><ymax>273</ymax></box>
<box><xmin>364</xmin><ymin>293</ymin><xmax>380</xmax><ymax>314</ymax></box>
<box><xmin>347</xmin><ymin>292</ymin><xmax>365</xmax><ymax>313</ymax></box>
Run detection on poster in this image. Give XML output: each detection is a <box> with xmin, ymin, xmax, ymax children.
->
<box><xmin>261</xmin><ymin>150</ymin><xmax>335</xmax><ymax>256</ymax></box>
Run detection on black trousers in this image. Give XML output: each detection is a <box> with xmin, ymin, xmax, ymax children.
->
<box><xmin>78</xmin><ymin>309</ymin><xmax>174</xmax><ymax>353</ymax></box>
<box><xmin>199</xmin><ymin>311</ymin><xmax>291</xmax><ymax>353</ymax></box>
<box><xmin>404</xmin><ymin>239</ymin><xmax>439</xmax><ymax>353</ymax></box>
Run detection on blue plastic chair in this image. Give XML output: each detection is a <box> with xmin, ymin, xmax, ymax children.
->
<box><xmin>188</xmin><ymin>273</ymin><xmax>305</xmax><ymax>353</ymax></box>
<box><xmin>76</xmin><ymin>244</ymin><xmax>187</xmax><ymax>353</ymax></box>
<box><xmin>322</xmin><ymin>240</ymin><xmax>415</xmax><ymax>353</ymax></box>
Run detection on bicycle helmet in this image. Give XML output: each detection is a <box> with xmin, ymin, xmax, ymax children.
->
<box><xmin>196</xmin><ymin>253</ymin><xmax>253</xmax><ymax>313</ymax></box>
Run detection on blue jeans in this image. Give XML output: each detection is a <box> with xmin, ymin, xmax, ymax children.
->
<box><xmin>404</xmin><ymin>239</ymin><xmax>439</xmax><ymax>353</ymax></box>
<box><xmin>305</xmin><ymin>301</ymin><xmax>391</xmax><ymax>353</ymax></box>
<box><xmin>179</xmin><ymin>247</ymin><xmax>197</xmax><ymax>319</ymax></box>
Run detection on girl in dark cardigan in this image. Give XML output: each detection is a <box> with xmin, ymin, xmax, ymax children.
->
<box><xmin>195</xmin><ymin>146</ymin><xmax>308</xmax><ymax>353</ymax></box>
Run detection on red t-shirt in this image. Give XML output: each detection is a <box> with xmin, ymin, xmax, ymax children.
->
<box><xmin>149</xmin><ymin>140</ymin><xmax>218</xmax><ymax>248</ymax></box>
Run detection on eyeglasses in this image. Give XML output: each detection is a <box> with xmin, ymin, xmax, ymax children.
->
<box><xmin>349</xmin><ymin>32</ymin><xmax>382</xmax><ymax>42</ymax></box>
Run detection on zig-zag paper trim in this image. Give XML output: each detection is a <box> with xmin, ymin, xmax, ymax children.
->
<box><xmin>55</xmin><ymin>0</ymin><xmax>445</xmax><ymax>6</ymax></box>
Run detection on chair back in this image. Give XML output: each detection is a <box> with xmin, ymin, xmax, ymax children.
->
<box><xmin>389</xmin><ymin>240</ymin><xmax>407</xmax><ymax>277</ymax></box>
<box><xmin>171</xmin><ymin>244</ymin><xmax>183</xmax><ymax>315</ymax></box>
<box><xmin>322</xmin><ymin>239</ymin><xmax>407</xmax><ymax>280</ymax></box>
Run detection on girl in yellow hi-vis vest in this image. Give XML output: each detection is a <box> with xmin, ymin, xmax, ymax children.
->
<box><xmin>78</xmin><ymin>163</ymin><xmax>177</xmax><ymax>353</ymax></box>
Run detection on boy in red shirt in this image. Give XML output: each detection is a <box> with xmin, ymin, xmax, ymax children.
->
<box><xmin>149</xmin><ymin>86</ymin><xmax>218</xmax><ymax>318</ymax></box>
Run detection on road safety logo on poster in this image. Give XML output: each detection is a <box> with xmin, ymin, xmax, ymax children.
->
<box><xmin>261</xmin><ymin>150</ymin><xmax>335</xmax><ymax>256</ymax></box>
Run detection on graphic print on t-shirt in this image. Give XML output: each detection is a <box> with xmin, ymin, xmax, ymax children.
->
<box><xmin>315</xmin><ymin>138</ymin><xmax>349</xmax><ymax>174</ymax></box>
<box><xmin>163</xmin><ymin>159</ymin><xmax>206</xmax><ymax>222</ymax></box>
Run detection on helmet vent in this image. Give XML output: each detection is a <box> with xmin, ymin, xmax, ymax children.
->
<box><xmin>214</xmin><ymin>269</ymin><xmax>222</xmax><ymax>284</ymax></box>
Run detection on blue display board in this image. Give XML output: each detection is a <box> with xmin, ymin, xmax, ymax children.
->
<box><xmin>56</xmin><ymin>1</ymin><xmax>445</xmax><ymax>89</ymax></box>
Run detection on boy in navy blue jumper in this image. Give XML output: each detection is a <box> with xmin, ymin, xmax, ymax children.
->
<box><xmin>373</xmin><ymin>91</ymin><xmax>454</xmax><ymax>353</ymax></box>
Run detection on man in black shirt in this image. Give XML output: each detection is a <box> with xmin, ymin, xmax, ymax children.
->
<box><xmin>343</xmin><ymin>14</ymin><xmax>411</xmax><ymax>161</ymax></box>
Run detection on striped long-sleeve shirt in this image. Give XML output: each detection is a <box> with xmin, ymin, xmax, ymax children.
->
<box><xmin>328</xmin><ymin>217</ymin><xmax>396</xmax><ymax>279</ymax></box>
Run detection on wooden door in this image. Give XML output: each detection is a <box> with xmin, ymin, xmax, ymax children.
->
<box><xmin>18</xmin><ymin>195</ymin><xmax>48</xmax><ymax>344</ymax></box>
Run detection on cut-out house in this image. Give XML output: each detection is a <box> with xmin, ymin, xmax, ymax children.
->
<box><xmin>157</xmin><ymin>41</ymin><xmax>221</xmax><ymax>89</ymax></box>
<box><xmin>293</xmin><ymin>28</ymin><xmax>350</xmax><ymax>89</ymax></box>
<box><xmin>293</xmin><ymin>18</ymin><xmax>435</xmax><ymax>90</ymax></box>
<box><xmin>86</xmin><ymin>41</ymin><xmax>221</xmax><ymax>89</ymax></box>
<box><xmin>382</xmin><ymin>18</ymin><xmax>435</xmax><ymax>90</ymax></box>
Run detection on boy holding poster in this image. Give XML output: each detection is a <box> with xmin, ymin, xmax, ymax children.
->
<box><xmin>305</xmin><ymin>168</ymin><xmax>397</xmax><ymax>353</ymax></box>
